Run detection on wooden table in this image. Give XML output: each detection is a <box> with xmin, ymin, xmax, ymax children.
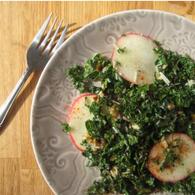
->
<box><xmin>0</xmin><ymin>1</ymin><xmax>194</xmax><ymax>194</ymax></box>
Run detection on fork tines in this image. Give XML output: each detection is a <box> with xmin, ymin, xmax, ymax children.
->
<box><xmin>33</xmin><ymin>13</ymin><xmax>68</xmax><ymax>55</ymax></box>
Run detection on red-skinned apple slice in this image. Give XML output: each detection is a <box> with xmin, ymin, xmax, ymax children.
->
<box><xmin>67</xmin><ymin>93</ymin><xmax>97</xmax><ymax>151</ymax></box>
<box><xmin>148</xmin><ymin>133</ymin><xmax>195</xmax><ymax>183</ymax></box>
<box><xmin>112</xmin><ymin>32</ymin><xmax>157</xmax><ymax>85</ymax></box>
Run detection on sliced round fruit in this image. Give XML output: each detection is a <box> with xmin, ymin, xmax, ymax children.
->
<box><xmin>112</xmin><ymin>32</ymin><xmax>157</xmax><ymax>85</ymax></box>
<box><xmin>67</xmin><ymin>93</ymin><xmax>97</xmax><ymax>151</ymax></box>
<box><xmin>148</xmin><ymin>133</ymin><xmax>195</xmax><ymax>183</ymax></box>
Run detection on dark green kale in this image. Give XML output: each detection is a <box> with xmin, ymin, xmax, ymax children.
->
<box><xmin>160</xmin><ymin>142</ymin><xmax>181</xmax><ymax>172</ymax></box>
<box><xmin>62</xmin><ymin>122</ymin><xmax>72</xmax><ymax>133</ymax></box>
<box><xmin>117</xmin><ymin>47</ymin><xmax>126</xmax><ymax>54</ymax></box>
<box><xmin>67</xmin><ymin>48</ymin><xmax>195</xmax><ymax>195</ymax></box>
<box><xmin>68</xmin><ymin>54</ymin><xmax>112</xmax><ymax>93</ymax></box>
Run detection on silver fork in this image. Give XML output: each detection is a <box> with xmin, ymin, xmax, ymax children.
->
<box><xmin>0</xmin><ymin>14</ymin><xmax>68</xmax><ymax>127</ymax></box>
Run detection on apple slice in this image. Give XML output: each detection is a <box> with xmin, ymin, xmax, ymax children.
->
<box><xmin>67</xmin><ymin>93</ymin><xmax>97</xmax><ymax>151</ymax></box>
<box><xmin>148</xmin><ymin>133</ymin><xmax>195</xmax><ymax>183</ymax></box>
<box><xmin>112</xmin><ymin>32</ymin><xmax>157</xmax><ymax>85</ymax></box>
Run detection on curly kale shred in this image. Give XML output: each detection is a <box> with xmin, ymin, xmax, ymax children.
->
<box><xmin>67</xmin><ymin>48</ymin><xmax>195</xmax><ymax>194</ymax></box>
<box><xmin>62</xmin><ymin>122</ymin><xmax>71</xmax><ymax>133</ymax></box>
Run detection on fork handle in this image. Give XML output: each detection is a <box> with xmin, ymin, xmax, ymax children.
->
<box><xmin>0</xmin><ymin>67</ymin><xmax>32</xmax><ymax>127</ymax></box>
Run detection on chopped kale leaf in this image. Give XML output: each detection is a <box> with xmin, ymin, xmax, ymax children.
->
<box><xmin>67</xmin><ymin>48</ymin><xmax>195</xmax><ymax>194</ymax></box>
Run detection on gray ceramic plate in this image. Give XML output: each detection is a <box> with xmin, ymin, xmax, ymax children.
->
<box><xmin>30</xmin><ymin>10</ymin><xmax>195</xmax><ymax>195</ymax></box>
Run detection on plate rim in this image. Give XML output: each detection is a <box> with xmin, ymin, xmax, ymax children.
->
<box><xmin>30</xmin><ymin>9</ymin><xmax>195</xmax><ymax>194</ymax></box>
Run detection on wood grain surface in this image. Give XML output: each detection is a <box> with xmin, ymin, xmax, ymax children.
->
<box><xmin>0</xmin><ymin>1</ymin><xmax>195</xmax><ymax>195</ymax></box>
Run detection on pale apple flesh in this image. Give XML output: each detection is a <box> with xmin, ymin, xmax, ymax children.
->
<box><xmin>148</xmin><ymin>133</ymin><xmax>195</xmax><ymax>183</ymax></box>
<box><xmin>66</xmin><ymin>93</ymin><xmax>97</xmax><ymax>151</ymax></box>
<box><xmin>112</xmin><ymin>32</ymin><xmax>157</xmax><ymax>85</ymax></box>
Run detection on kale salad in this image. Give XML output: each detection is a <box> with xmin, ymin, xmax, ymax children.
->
<box><xmin>63</xmin><ymin>33</ymin><xmax>195</xmax><ymax>195</ymax></box>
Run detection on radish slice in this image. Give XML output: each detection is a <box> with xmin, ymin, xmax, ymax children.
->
<box><xmin>148</xmin><ymin>133</ymin><xmax>195</xmax><ymax>183</ymax></box>
<box><xmin>67</xmin><ymin>93</ymin><xmax>97</xmax><ymax>151</ymax></box>
<box><xmin>112</xmin><ymin>33</ymin><xmax>157</xmax><ymax>85</ymax></box>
